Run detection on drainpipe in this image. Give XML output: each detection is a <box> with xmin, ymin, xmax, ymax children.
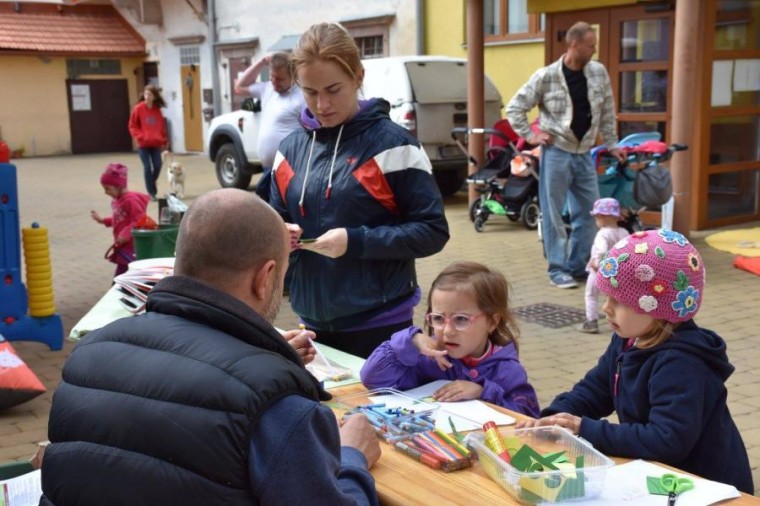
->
<box><xmin>416</xmin><ymin>0</ymin><xmax>424</xmax><ymax>55</ymax></box>
<box><xmin>466</xmin><ymin>0</ymin><xmax>485</xmax><ymax>204</ymax></box>
<box><xmin>209</xmin><ymin>0</ymin><xmax>221</xmax><ymax>117</ymax></box>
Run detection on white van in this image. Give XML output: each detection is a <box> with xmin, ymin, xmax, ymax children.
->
<box><xmin>361</xmin><ymin>56</ymin><xmax>503</xmax><ymax>196</ymax></box>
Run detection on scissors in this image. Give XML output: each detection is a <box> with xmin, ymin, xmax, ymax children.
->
<box><xmin>661</xmin><ymin>473</ymin><xmax>694</xmax><ymax>506</ymax></box>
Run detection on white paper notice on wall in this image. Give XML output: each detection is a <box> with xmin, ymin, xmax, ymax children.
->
<box><xmin>71</xmin><ymin>84</ymin><xmax>91</xmax><ymax>112</ymax></box>
<box><xmin>733</xmin><ymin>59</ymin><xmax>760</xmax><ymax>92</ymax></box>
<box><xmin>711</xmin><ymin>60</ymin><xmax>733</xmax><ymax>107</ymax></box>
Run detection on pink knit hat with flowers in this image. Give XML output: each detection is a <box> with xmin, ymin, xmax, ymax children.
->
<box><xmin>100</xmin><ymin>163</ymin><xmax>128</xmax><ymax>188</ymax></box>
<box><xmin>596</xmin><ymin>229</ymin><xmax>705</xmax><ymax>323</ymax></box>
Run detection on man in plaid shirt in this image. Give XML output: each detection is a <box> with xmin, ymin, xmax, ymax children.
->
<box><xmin>507</xmin><ymin>21</ymin><xmax>625</xmax><ymax>289</ymax></box>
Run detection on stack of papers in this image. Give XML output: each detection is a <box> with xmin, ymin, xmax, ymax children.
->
<box><xmin>113</xmin><ymin>265</ymin><xmax>173</xmax><ymax>314</ymax></box>
<box><xmin>369</xmin><ymin>380</ymin><xmax>515</xmax><ymax>433</ymax></box>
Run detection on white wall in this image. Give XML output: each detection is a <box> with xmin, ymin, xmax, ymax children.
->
<box><xmin>116</xmin><ymin>0</ymin><xmax>419</xmax><ymax>152</ymax></box>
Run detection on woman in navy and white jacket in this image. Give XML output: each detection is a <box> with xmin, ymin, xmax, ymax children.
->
<box><xmin>271</xmin><ymin>22</ymin><xmax>449</xmax><ymax>358</ymax></box>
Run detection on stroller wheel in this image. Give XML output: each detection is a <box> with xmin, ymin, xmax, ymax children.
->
<box><xmin>521</xmin><ymin>200</ymin><xmax>540</xmax><ymax>230</ymax></box>
<box><xmin>506</xmin><ymin>213</ymin><xmax>520</xmax><ymax>222</ymax></box>
<box><xmin>468</xmin><ymin>197</ymin><xmax>483</xmax><ymax>223</ymax></box>
<box><xmin>474</xmin><ymin>216</ymin><xmax>487</xmax><ymax>233</ymax></box>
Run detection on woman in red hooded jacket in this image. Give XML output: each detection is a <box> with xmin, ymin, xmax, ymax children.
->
<box><xmin>128</xmin><ymin>85</ymin><xmax>167</xmax><ymax>200</ymax></box>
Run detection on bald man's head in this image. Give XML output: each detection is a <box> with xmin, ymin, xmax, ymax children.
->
<box><xmin>174</xmin><ymin>189</ymin><xmax>288</xmax><ymax>297</ymax></box>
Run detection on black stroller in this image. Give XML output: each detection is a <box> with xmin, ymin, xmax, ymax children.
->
<box><xmin>451</xmin><ymin>120</ymin><xmax>540</xmax><ymax>232</ymax></box>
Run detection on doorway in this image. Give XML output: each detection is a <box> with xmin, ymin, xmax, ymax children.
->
<box><xmin>181</xmin><ymin>64</ymin><xmax>203</xmax><ymax>152</ymax></box>
<box><xmin>66</xmin><ymin>79</ymin><xmax>132</xmax><ymax>154</ymax></box>
<box><xmin>546</xmin><ymin>6</ymin><xmax>674</xmax><ymax>142</ymax></box>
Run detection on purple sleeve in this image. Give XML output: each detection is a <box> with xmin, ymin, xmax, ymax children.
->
<box><xmin>360</xmin><ymin>326</ymin><xmax>444</xmax><ymax>390</ymax></box>
<box><xmin>479</xmin><ymin>372</ymin><xmax>540</xmax><ymax>418</ymax></box>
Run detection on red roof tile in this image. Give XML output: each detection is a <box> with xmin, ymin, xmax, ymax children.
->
<box><xmin>0</xmin><ymin>4</ymin><xmax>145</xmax><ymax>55</ymax></box>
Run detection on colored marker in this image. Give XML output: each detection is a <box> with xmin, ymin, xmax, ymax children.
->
<box><xmin>395</xmin><ymin>441</ymin><xmax>442</xmax><ymax>469</ymax></box>
<box><xmin>434</xmin><ymin>428</ymin><xmax>471</xmax><ymax>458</ymax></box>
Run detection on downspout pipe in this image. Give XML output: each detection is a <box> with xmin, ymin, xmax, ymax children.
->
<box><xmin>416</xmin><ymin>0</ymin><xmax>424</xmax><ymax>55</ymax></box>
<box><xmin>209</xmin><ymin>0</ymin><xmax>221</xmax><ymax>117</ymax></box>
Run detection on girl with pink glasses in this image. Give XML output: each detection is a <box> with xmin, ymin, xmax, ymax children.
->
<box><xmin>361</xmin><ymin>261</ymin><xmax>539</xmax><ymax>416</ymax></box>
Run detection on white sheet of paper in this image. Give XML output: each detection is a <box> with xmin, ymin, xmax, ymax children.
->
<box><xmin>369</xmin><ymin>380</ymin><xmax>515</xmax><ymax>433</ymax></box>
<box><xmin>733</xmin><ymin>59</ymin><xmax>760</xmax><ymax>92</ymax></box>
<box><xmin>711</xmin><ymin>60</ymin><xmax>733</xmax><ymax>106</ymax></box>
<box><xmin>577</xmin><ymin>460</ymin><xmax>740</xmax><ymax>506</ymax></box>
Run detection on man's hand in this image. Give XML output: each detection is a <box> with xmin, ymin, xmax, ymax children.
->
<box><xmin>528</xmin><ymin>131</ymin><xmax>553</xmax><ymax>146</ymax></box>
<box><xmin>281</xmin><ymin>327</ymin><xmax>316</xmax><ymax>364</ymax></box>
<box><xmin>609</xmin><ymin>147</ymin><xmax>626</xmax><ymax>163</ymax></box>
<box><xmin>339</xmin><ymin>414</ymin><xmax>381</xmax><ymax>468</ymax></box>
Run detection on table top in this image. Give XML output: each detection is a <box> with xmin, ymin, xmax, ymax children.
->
<box><xmin>329</xmin><ymin>384</ymin><xmax>759</xmax><ymax>506</ymax></box>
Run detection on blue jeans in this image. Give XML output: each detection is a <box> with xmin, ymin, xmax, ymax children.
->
<box><xmin>255</xmin><ymin>167</ymin><xmax>272</xmax><ymax>203</ymax></box>
<box><xmin>539</xmin><ymin>145</ymin><xmax>599</xmax><ymax>279</ymax></box>
<box><xmin>138</xmin><ymin>147</ymin><xmax>162</xmax><ymax>197</ymax></box>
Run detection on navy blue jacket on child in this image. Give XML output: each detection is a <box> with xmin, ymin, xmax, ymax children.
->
<box><xmin>543</xmin><ymin>319</ymin><xmax>753</xmax><ymax>494</ymax></box>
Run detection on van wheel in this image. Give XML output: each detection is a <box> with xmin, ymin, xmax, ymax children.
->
<box><xmin>215</xmin><ymin>144</ymin><xmax>252</xmax><ymax>189</ymax></box>
<box><xmin>434</xmin><ymin>170</ymin><xmax>465</xmax><ymax>197</ymax></box>
<box><xmin>468</xmin><ymin>197</ymin><xmax>482</xmax><ymax>222</ymax></box>
<box><xmin>521</xmin><ymin>200</ymin><xmax>540</xmax><ymax>230</ymax></box>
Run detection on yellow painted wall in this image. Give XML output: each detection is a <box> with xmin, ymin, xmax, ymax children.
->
<box><xmin>425</xmin><ymin>0</ymin><xmax>545</xmax><ymax>114</ymax></box>
<box><xmin>0</xmin><ymin>55</ymin><xmax>146</xmax><ymax>157</ymax></box>
<box><xmin>0</xmin><ymin>55</ymin><xmax>70</xmax><ymax>156</ymax></box>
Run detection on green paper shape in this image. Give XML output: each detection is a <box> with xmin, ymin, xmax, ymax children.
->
<box><xmin>543</xmin><ymin>451</ymin><xmax>568</xmax><ymax>464</ymax></box>
<box><xmin>647</xmin><ymin>475</ymin><xmax>670</xmax><ymax>495</ymax></box>
<box><xmin>511</xmin><ymin>445</ymin><xmax>560</xmax><ymax>472</ymax></box>
<box><xmin>575</xmin><ymin>455</ymin><xmax>584</xmax><ymax>469</ymax></box>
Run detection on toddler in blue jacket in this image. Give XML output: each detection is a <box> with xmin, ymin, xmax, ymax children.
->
<box><xmin>520</xmin><ymin>230</ymin><xmax>753</xmax><ymax>493</ymax></box>
<box><xmin>361</xmin><ymin>261</ymin><xmax>539</xmax><ymax>417</ymax></box>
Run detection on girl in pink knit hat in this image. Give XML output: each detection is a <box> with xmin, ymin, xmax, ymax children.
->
<box><xmin>519</xmin><ymin>229</ymin><xmax>753</xmax><ymax>493</ymax></box>
<box><xmin>91</xmin><ymin>163</ymin><xmax>150</xmax><ymax>277</ymax></box>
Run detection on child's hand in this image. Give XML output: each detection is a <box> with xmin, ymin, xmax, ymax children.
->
<box><xmin>516</xmin><ymin>412</ymin><xmax>581</xmax><ymax>435</ymax></box>
<box><xmin>433</xmin><ymin>380</ymin><xmax>483</xmax><ymax>402</ymax></box>
<box><xmin>411</xmin><ymin>332</ymin><xmax>451</xmax><ymax>371</ymax></box>
<box><xmin>90</xmin><ymin>210</ymin><xmax>103</xmax><ymax>224</ymax></box>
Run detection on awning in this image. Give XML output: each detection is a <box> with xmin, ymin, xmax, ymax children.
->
<box><xmin>267</xmin><ymin>34</ymin><xmax>300</xmax><ymax>53</ymax></box>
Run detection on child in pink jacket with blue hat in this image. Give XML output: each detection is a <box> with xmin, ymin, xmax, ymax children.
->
<box><xmin>578</xmin><ymin>197</ymin><xmax>630</xmax><ymax>334</ymax></box>
<box><xmin>521</xmin><ymin>229</ymin><xmax>753</xmax><ymax>493</ymax></box>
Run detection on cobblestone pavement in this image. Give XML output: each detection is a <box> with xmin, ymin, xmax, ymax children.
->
<box><xmin>3</xmin><ymin>153</ymin><xmax>759</xmax><ymax>494</ymax></box>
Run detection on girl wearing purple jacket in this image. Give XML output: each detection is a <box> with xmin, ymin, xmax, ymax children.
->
<box><xmin>361</xmin><ymin>261</ymin><xmax>539</xmax><ymax>417</ymax></box>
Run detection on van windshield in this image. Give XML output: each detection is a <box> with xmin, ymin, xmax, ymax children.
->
<box><xmin>405</xmin><ymin>61</ymin><xmax>501</xmax><ymax>104</ymax></box>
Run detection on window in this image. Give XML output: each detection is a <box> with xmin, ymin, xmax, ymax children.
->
<box><xmin>180</xmin><ymin>46</ymin><xmax>200</xmax><ymax>66</ymax></box>
<box><xmin>484</xmin><ymin>0</ymin><xmax>544</xmax><ymax>41</ymax></box>
<box><xmin>66</xmin><ymin>59</ymin><xmax>121</xmax><ymax>77</ymax></box>
<box><xmin>355</xmin><ymin>35</ymin><xmax>384</xmax><ymax>59</ymax></box>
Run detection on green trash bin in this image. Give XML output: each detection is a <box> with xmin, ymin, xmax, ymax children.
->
<box><xmin>132</xmin><ymin>225</ymin><xmax>179</xmax><ymax>260</ymax></box>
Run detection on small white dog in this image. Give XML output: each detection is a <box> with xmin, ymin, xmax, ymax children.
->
<box><xmin>162</xmin><ymin>151</ymin><xmax>186</xmax><ymax>198</ymax></box>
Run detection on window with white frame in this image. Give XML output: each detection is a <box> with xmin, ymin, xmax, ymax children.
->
<box><xmin>180</xmin><ymin>46</ymin><xmax>201</xmax><ymax>65</ymax></box>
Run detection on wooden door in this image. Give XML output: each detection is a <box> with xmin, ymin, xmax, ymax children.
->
<box><xmin>181</xmin><ymin>64</ymin><xmax>203</xmax><ymax>152</ymax></box>
<box><xmin>67</xmin><ymin>79</ymin><xmax>132</xmax><ymax>154</ymax></box>
<box><xmin>546</xmin><ymin>10</ymin><xmax>610</xmax><ymax>65</ymax></box>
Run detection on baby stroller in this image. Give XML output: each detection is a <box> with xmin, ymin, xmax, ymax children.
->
<box><xmin>591</xmin><ymin>132</ymin><xmax>688</xmax><ymax>232</ymax></box>
<box><xmin>451</xmin><ymin>119</ymin><xmax>540</xmax><ymax>232</ymax></box>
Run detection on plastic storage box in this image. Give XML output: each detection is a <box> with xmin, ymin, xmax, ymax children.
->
<box><xmin>465</xmin><ymin>426</ymin><xmax>613</xmax><ymax>504</ymax></box>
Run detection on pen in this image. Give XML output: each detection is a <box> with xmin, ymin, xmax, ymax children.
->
<box><xmin>300</xmin><ymin>324</ymin><xmax>338</xmax><ymax>377</ymax></box>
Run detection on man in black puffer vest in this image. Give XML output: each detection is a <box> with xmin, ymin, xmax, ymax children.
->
<box><xmin>40</xmin><ymin>189</ymin><xmax>380</xmax><ymax>505</ymax></box>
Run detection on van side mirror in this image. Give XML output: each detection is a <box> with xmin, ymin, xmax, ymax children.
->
<box><xmin>242</xmin><ymin>98</ymin><xmax>261</xmax><ymax>112</ymax></box>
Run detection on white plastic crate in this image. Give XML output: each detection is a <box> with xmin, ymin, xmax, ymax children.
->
<box><xmin>465</xmin><ymin>426</ymin><xmax>613</xmax><ymax>504</ymax></box>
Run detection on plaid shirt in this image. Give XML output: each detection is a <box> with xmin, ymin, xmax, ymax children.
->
<box><xmin>506</xmin><ymin>55</ymin><xmax>619</xmax><ymax>154</ymax></box>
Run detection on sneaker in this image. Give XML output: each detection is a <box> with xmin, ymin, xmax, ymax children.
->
<box><xmin>549</xmin><ymin>273</ymin><xmax>578</xmax><ymax>289</ymax></box>
<box><xmin>577</xmin><ymin>320</ymin><xmax>599</xmax><ymax>334</ymax></box>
